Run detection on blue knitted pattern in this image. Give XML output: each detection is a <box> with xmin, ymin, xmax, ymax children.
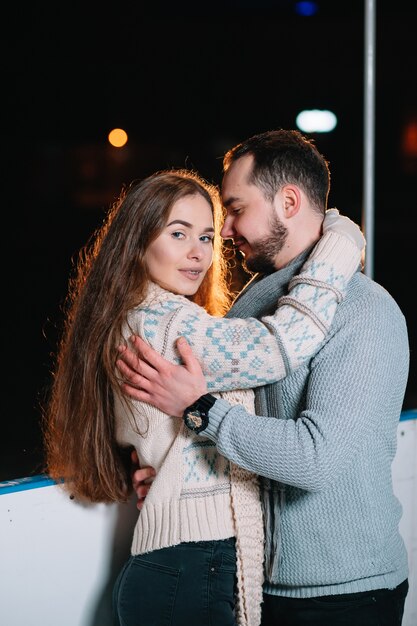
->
<box><xmin>183</xmin><ymin>438</ymin><xmax>230</xmax><ymax>484</ymax></box>
<box><xmin>141</xmin><ymin>301</ymin><xmax>280</xmax><ymax>391</ymax></box>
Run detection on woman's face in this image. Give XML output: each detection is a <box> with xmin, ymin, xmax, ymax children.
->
<box><xmin>145</xmin><ymin>193</ymin><xmax>215</xmax><ymax>296</ymax></box>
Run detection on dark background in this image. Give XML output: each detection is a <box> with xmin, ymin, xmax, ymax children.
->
<box><xmin>3</xmin><ymin>1</ymin><xmax>416</xmax><ymax>481</ymax></box>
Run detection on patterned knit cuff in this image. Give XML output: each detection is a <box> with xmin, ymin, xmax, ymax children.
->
<box><xmin>300</xmin><ymin>231</ymin><xmax>362</xmax><ymax>293</ymax></box>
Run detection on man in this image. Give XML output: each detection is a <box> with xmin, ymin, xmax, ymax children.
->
<box><xmin>116</xmin><ymin>130</ymin><xmax>409</xmax><ymax>625</ymax></box>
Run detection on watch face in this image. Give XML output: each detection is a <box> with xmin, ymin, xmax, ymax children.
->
<box><xmin>187</xmin><ymin>410</ymin><xmax>203</xmax><ymax>430</ymax></box>
<box><xmin>183</xmin><ymin>394</ymin><xmax>215</xmax><ymax>433</ymax></box>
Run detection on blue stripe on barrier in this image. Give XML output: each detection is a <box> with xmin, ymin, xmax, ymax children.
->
<box><xmin>0</xmin><ymin>474</ymin><xmax>58</xmax><ymax>495</ymax></box>
<box><xmin>400</xmin><ymin>409</ymin><xmax>417</xmax><ymax>422</ymax></box>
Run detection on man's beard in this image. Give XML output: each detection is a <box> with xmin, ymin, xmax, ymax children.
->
<box><xmin>243</xmin><ymin>213</ymin><xmax>288</xmax><ymax>274</ymax></box>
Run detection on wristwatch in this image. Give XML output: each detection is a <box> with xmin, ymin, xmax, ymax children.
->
<box><xmin>183</xmin><ymin>393</ymin><xmax>217</xmax><ymax>434</ymax></box>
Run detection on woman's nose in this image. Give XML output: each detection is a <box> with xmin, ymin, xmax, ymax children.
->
<box><xmin>187</xmin><ymin>241</ymin><xmax>204</xmax><ymax>260</ymax></box>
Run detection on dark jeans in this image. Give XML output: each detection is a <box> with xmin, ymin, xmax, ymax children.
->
<box><xmin>261</xmin><ymin>578</ymin><xmax>409</xmax><ymax>626</ymax></box>
<box><xmin>113</xmin><ymin>538</ymin><xmax>237</xmax><ymax>626</ymax></box>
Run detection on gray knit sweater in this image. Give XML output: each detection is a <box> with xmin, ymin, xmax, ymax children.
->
<box><xmin>203</xmin><ymin>250</ymin><xmax>410</xmax><ymax>598</ymax></box>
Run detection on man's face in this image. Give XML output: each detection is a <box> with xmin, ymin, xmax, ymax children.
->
<box><xmin>221</xmin><ymin>154</ymin><xmax>288</xmax><ymax>273</ymax></box>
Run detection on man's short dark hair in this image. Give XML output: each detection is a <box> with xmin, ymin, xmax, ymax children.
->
<box><xmin>223</xmin><ymin>129</ymin><xmax>330</xmax><ymax>215</ymax></box>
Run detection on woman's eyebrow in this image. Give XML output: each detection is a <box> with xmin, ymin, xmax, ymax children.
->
<box><xmin>166</xmin><ymin>219</ymin><xmax>214</xmax><ymax>232</ymax></box>
<box><xmin>166</xmin><ymin>219</ymin><xmax>192</xmax><ymax>227</ymax></box>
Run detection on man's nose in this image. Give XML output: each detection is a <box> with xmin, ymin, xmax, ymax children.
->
<box><xmin>220</xmin><ymin>215</ymin><xmax>235</xmax><ymax>239</ymax></box>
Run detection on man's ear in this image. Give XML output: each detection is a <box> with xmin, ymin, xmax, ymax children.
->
<box><xmin>281</xmin><ymin>184</ymin><xmax>301</xmax><ymax>218</ymax></box>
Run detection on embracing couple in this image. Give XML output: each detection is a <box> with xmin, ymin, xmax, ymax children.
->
<box><xmin>43</xmin><ymin>129</ymin><xmax>409</xmax><ymax>626</ymax></box>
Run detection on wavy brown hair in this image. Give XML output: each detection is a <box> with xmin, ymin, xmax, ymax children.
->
<box><xmin>42</xmin><ymin>169</ymin><xmax>231</xmax><ymax>503</ymax></box>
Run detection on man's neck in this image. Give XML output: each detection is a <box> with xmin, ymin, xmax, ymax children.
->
<box><xmin>274</xmin><ymin>233</ymin><xmax>321</xmax><ymax>269</ymax></box>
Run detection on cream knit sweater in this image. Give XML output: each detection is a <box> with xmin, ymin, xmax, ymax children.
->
<box><xmin>114</xmin><ymin>228</ymin><xmax>362</xmax><ymax>626</ymax></box>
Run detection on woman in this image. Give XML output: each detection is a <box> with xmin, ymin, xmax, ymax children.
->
<box><xmin>43</xmin><ymin>169</ymin><xmax>363</xmax><ymax>626</ymax></box>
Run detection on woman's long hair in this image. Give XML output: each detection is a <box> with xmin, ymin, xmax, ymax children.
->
<box><xmin>42</xmin><ymin>169</ymin><xmax>231</xmax><ymax>503</ymax></box>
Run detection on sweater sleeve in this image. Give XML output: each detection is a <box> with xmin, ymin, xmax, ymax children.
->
<box><xmin>201</xmin><ymin>291</ymin><xmax>410</xmax><ymax>490</ymax></box>
<box><xmin>141</xmin><ymin>230</ymin><xmax>362</xmax><ymax>393</ymax></box>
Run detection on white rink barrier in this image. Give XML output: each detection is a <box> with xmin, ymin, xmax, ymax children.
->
<box><xmin>1</xmin><ymin>409</ymin><xmax>416</xmax><ymax>626</ymax></box>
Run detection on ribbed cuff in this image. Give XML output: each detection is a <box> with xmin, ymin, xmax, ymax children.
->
<box><xmin>201</xmin><ymin>398</ymin><xmax>232</xmax><ymax>441</ymax></box>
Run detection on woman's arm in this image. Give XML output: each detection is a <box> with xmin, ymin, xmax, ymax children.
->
<box><xmin>147</xmin><ymin>210</ymin><xmax>364</xmax><ymax>392</ymax></box>
<box><xmin>117</xmin><ymin>210</ymin><xmax>365</xmax><ymax>400</ymax></box>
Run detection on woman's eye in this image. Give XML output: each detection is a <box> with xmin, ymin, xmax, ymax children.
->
<box><xmin>171</xmin><ymin>231</ymin><xmax>185</xmax><ymax>239</ymax></box>
<box><xmin>200</xmin><ymin>235</ymin><xmax>214</xmax><ymax>243</ymax></box>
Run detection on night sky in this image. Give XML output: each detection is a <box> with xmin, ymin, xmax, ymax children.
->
<box><xmin>3</xmin><ymin>1</ymin><xmax>416</xmax><ymax>480</ymax></box>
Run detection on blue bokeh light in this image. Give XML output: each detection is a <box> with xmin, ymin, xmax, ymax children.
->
<box><xmin>295</xmin><ymin>1</ymin><xmax>319</xmax><ymax>17</ymax></box>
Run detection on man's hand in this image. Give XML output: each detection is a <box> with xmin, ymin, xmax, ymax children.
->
<box><xmin>116</xmin><ymin>335</ymin><xmax>208</xmax><ymax>416</ymax></box>
<box><xmin>130</xmin><ymin>450</ymin><xmax>155</xmax><ymax>511</ymax></box>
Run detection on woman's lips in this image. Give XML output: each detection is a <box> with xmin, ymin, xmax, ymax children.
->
<box><xmin>179</xmin><ymin>269</ymin><xmax>203</xmax><ymax>280</ymax></box>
